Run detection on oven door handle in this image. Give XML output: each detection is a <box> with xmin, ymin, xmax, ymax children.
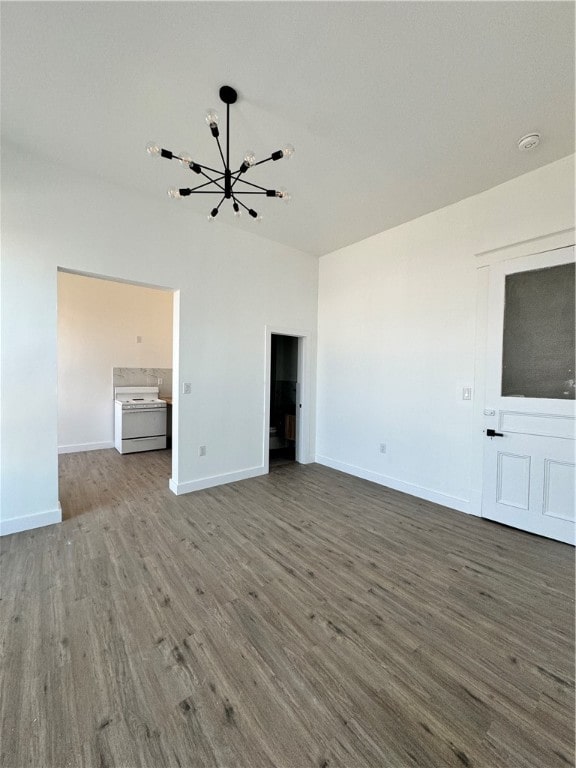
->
<box><xmin>123</xmin><ymin>408</ymin><xmax>166</xmax><ymax>413</ymax></box>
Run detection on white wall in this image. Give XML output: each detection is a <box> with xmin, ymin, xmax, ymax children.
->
<box><xmin>1</xmin><ymin>144</ymin><xmax>318</xmax><ymax>535</ymax></box>
<box><xmin>316</xmin><ymin>155</ymin><xmax>575</xmax><ymax>515</ymax></box>
<box><xmin>57</xmin><ymin>272</ymin><xmax>172</xmax><ymax>452</ymax></box>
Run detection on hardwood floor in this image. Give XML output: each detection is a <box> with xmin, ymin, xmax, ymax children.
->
<box><xmin>1</xmin><ymin>450</ymin><xmax>574</xmax><ymax>768</ymax></box>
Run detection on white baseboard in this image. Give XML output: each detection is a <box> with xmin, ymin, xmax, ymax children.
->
<box><xmin>0</xmin><ymin>503</ymin><xmax>62</xmax><ymax>537</ymax></box>
<box><xmin>58</xmin><ymin>441</ymin><xmax>114</xmax><ymax>454</ymax></box>
<box><xmin>169</xmin><ymin>465</ymin><xmax>267</xmax><ymax>495</ymax></box>
<box><xmin>315</xmin><ymin>455</ymin><xmax>476</xmax><ymax>516</ymax></box>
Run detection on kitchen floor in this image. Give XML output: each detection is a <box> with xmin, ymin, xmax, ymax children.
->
<box><xmin>1</xmin><ymin>451</ymin><xmax>574</xmax><ymax>767</ymax></box>
<box><xmin>58</xmin><ymin>448</ymin><xmax>171</xmax><ymax>520</ymax></box>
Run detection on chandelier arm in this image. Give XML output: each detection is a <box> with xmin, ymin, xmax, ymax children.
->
<box><xmin>233</xmin><ymin>196</ymin><xmax>252</xmax><ymax>214</ymax></box>
<box><xmin>216</xmin><ymin>194</ymin><xmax>226</xmax><ymax>210</ymax></box>
<box><xmin>252</xmin><ymin>156</ymin><xmax>275</xmax><ymax>168</ymax></box>
<box><xmin>233</xmin><ymin>191</ymin><xmax>268</xmax><ymax>195</ymax></box>
<box><xmin>193</xmin><ymin>162</ymin><xmax>226</xmax><ymax>176</ymax></box>
<box><xmin>214</xmin><ymin>135</ymin><xmax>227</xmax><ymax>170</ymax></box>
<box><xmin>234</xmin><ymin>178</ymin><xmax>271</xmax><ymax>193</ymax></box>
<box><xmin>198</xmin><ymin>170</ymin><xmax>227</xmax><ymax>194</ymax></box>
<box><xmin>230</xmin><ymin>170</ymin><xmax>243</xmax><ymax>191</ymax></box>
<box><xmin>187</xmin><ymin>175</ymin><xmax>226</xmax><ymax>193</ymax></box>
<box><xmin>170</xmin><ymin>154</ymin><xmax>221</xmax><ymax>176</ymax></box>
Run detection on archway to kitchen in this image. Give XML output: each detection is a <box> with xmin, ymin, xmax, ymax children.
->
<box><xmin>56</xmin><ymin>268</ymin><xmax>178</xmax><ymax>520</ymax></box>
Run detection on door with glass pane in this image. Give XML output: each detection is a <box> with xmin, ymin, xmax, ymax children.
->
<box><xmin>482</xmin><ymin>246</ymin><xmax>575</xmax><ymax>544</ymax></box>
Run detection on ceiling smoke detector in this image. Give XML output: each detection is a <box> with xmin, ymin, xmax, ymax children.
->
<box><xmin>517</xmin><ymin>133</ymin><xmax>541</xmax><ymax>151</ymax></box>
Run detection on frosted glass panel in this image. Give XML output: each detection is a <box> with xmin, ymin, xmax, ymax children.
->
<box><xmin>502</xmin><ymin>263</ymin><xmax>575</xmax><ymax>399</ymax></box>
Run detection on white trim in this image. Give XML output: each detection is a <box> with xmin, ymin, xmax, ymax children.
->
<box><xmin>58</xmin><ymin>441</ymin><xmax>114</xmax><ymax>454</ymax></box>
<box><xmin>474</xmin><ymin>227</ymin><xmax>575</xmax><ymax>267</ymax></box>
<box><xmin>315</xmin><ymin>455</ymin><xmax>477</xmax><ymax>516</ymax></box>
<box><xmin>0</xmin><ymin>504</ymin><xmax>62</xmax><ymax>537</ymax></box>
<box><xmin>169</xmin><ymin>465</ymin><xmax>266</xmax><ymax>495</ymax></box>
<box><xmin>170</xmin><ymin>290</ymin><xmax>181</xmax><ymax>489</ymax></box>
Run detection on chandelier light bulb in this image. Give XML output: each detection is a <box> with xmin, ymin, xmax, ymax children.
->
<box><xmin>205</xmin><ymin>109</ymin><xmax>219</xmax><ymax>126</ymax></box>
<box><xmin>146</xmin><ymin>142</ymin><xmax>161</xmax><ymax>157</ymax></box>
<box><xmin>244</xmin><ymin>151</ymin><xmax>256</xmax><ymax>167</ymax></box>
<box><xmin>276</xmin><ymin>187</ymin><xmax>291</xmax><ymax>204</ymax></box>
<box><xmin>167</xmin><ymin>187</ymin><xmax>181</xmax><ymax>199</ymax></box>
<box><xmin>233</xmin><ymin>202</ymin><xmax>242</xmax><ymax>218</ymax></box>
<box><xmin>179</xmin><ymin>151</ymin><xmax>192</xmax><ymax>167</ymax></box>
<box><xmin>282</xmin><ymin>144</ymin><xmax>295</xmax><ymax>159</ymax></box>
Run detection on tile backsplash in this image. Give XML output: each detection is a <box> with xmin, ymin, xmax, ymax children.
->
<box><xmin>113</xmin><ymin>367</ymin><xmax>172</xmax><ymax>398</ymax></box>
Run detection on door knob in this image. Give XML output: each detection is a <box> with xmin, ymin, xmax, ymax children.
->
<box><xmin>486</xmin><ymin>428</ymin><xmax>504</xmax><ymax>437</ymax></box>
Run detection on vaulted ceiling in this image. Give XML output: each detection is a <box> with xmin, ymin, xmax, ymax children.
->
<box><xmin>2</xmin><ymin>2</ymin><xmax>574</xmax><ymax>256</ymax></box>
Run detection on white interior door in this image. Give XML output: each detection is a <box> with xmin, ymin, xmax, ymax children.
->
<box><xmin>482</xmin><ymin>245</ymin><xmax>575</xmax><ymax>544</ymax></box>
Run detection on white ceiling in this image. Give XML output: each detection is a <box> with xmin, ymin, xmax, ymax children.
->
<box><xmin>2</xmin><ymin>2</ymin><xmax>574</xmax><ymax>256</ymax></box>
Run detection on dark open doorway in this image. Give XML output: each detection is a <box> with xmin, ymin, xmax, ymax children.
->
<box><xmin>269</xmin><ymin>334</ymin><xmax>298</xmax><ymax>466</ymax></box>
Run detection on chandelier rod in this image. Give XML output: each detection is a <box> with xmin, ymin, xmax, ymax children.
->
<box><xmin>226</xmin><ymin>100</ymin><xmax>231</xmax><ymax>171</ymax></box>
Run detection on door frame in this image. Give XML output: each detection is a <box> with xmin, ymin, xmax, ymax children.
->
<box><xmin>471</xmin><ymin>227</ymin><xmax>575</xmax><ymax>517</ymax></box>
<box><xmin>264</xmin><ymin>325</ymin><xmax>314</xmax><ymax>473</ymax></box>
<box><xmin>56</xmin><ymin>267</ymin><xmax>180</xmax><ymax>498</ymax></box>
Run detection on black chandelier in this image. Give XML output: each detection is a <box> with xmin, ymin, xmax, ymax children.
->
<box><xmin>146</xmin><ymin>85</ymin><xmax>294</xmax><ymax>221</ymax></box>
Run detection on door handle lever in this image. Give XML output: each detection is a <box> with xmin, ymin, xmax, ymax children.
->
<box><xmin>486</xmin><ymin>428</ymin><xmax>504</xmax><ymax>438</ymax></box>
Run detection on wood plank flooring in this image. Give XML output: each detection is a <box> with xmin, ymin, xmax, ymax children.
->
<box><xmin>1</xmin><ymin>449</ymin><xmax>574</xmax><ymax>768</ymax></box>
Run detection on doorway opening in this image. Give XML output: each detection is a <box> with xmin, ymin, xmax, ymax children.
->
<box><xmin>56</xmin><ymin>268</ymin><xmax>178</xmax><ymax>520</ymax></box>
<box><xmin>269</xmin><ymin>334</ymin><xmax>299</xmax><ymax>468</ymax></box>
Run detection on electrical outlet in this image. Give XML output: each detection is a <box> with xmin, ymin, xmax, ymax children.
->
<box><xmin>182</xmin><ymin>382</ymin><xmax>192</xmax><ymax>395</ymax></box>
<box><xmin>379</xmin><ymin>443</ymin><xmax>387</xmax><ymax>454</ymax></box>
<box><xmin>199</xmin><ymin>445</ymin><xmax>206</xmax><ymax>457</ymax></box>
<box><xmin>462</xmin><ymin>386</ymin><xmax>472</xmax><ymax>401</ymax></box>
<box><xmin>158</xmin><ymin>377</ymin><xmax>163</xmax><ymax>385</ymax></box>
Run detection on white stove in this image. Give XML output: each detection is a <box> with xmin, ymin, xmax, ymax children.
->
<box><xmin>114</xmin><ymin>386</ymin><xmax>167</xmax><ymax>453</ymax></box>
